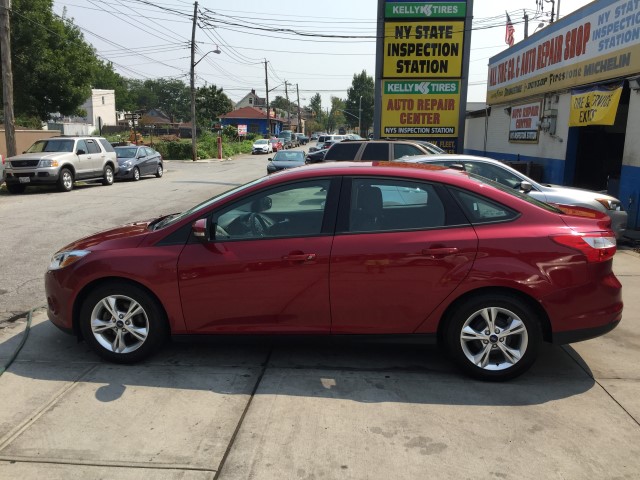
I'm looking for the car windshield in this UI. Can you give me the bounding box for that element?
[26,139,75,153]
[152,176,270,230]
[115,147,138,158]
[273,151,305,162]
[254,139,268,145]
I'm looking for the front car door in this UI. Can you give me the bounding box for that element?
[329,176,478,334]
[177,178,339,334]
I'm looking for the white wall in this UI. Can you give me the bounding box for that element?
[82,89,117,126]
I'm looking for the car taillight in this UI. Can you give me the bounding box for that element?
[551,232,616,262]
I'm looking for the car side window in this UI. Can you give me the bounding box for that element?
[393,144,423,159]
[213,180,331,240]
[325,143,361,161]
[360,143,389,161]
[76,140,88,154]
[98,138,115,152]
[464,162,523,189]
[449,188,518,224]
[348,178,446,233]
[145,148,156,156]
[86,139,100,154]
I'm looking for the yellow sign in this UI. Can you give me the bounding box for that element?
[569,83,622,127]
[381,80,459,137]
[383,21,464,78]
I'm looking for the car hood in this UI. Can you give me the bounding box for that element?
[536,184,619,208]
[270,160,306,168]
[59,221,152,252]
[8,152,70,162]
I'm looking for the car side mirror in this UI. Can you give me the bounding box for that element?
[192,218,208,242]
[76,149,86,155]
[268,157,273,161]
[520,181,533,193]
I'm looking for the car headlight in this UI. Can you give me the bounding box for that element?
[38,159,59,168]
[122,160,132,167]
[596,198,622,211]
[48,250,90,270]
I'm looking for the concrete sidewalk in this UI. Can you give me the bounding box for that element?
[1,251,639,479]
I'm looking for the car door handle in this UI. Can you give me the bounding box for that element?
[283,253,317,262]
[422,247,459,256]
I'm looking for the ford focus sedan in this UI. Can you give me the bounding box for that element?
[45,162,622,381]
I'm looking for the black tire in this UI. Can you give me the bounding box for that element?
[58,168,74,192]
[79,281,169,364]
[6,183,26,194]
[132,167,140,182]
[155,163,163,178]
[102,165,114,186]
[444,294,542,381]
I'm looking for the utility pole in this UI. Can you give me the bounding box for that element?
[189,1,198,161]
[358,95,362,137]
[0,0,16,158]
[265,59,270,136]
[285,81,291,129]
[523,10,529,38]
[296,83,301,133]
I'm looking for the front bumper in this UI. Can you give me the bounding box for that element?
[5,168,60,185]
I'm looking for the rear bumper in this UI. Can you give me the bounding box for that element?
[552,320,620,344]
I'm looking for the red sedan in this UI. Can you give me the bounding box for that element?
[45,162,622,380]
[269,138,284,152]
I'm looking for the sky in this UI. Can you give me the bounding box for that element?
[52,0,594,109]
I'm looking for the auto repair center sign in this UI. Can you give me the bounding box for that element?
[377,1,472,152]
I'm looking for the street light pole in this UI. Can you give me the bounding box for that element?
[190,2,198,161]
[358,96,362,137]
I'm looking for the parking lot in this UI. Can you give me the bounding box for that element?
[1,155,640,479]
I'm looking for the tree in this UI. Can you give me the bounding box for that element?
[327,97,345,133]
[271,95,292,113]
[345,70,375,135]
[195,84,233,128]
[6,1,99,121]
[308,93,322,119]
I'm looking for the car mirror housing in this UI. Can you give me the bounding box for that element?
[520,181,533,193]
[76,149,86,155]
[192,218,208,242]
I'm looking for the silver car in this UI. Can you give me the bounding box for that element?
[404,154,627,239]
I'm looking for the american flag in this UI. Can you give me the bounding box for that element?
[505,12,515,47]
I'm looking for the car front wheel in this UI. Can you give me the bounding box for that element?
[444,294,541,381]
[79,282,169,363]
[102,165,114,185]
[58,168,74,192]
[132,167,140,181]
[155,164,163,178]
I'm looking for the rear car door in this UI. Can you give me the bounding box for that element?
[329,176,478,334]
[84,139,103,174]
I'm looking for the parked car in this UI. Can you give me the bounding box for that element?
[0,154,4,183]
[252,139,273,155]
[322,139,441,162]
[403,154,628,239]
[280,130,298,147]
[269,138,284,152]
[267,150,306,174]
[45,161,621,381]
[278,137,293,150]
[114,146,163,181]
[305,148,329,163]
[4,136,118,193]
[296,133,309,145]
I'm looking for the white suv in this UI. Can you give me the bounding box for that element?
[4,136,118,193]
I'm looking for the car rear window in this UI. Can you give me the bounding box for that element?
[99,138,115,152]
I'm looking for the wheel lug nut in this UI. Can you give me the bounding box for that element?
[492,345,498,349]
[495,328,500,334]
[500,338,505,342]
[483,340,489,345]
[125,320,130,325]
[484,330,490,335]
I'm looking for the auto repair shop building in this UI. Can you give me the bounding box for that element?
[464,0,640,229]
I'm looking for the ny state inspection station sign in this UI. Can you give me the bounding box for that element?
[382,80,460,136]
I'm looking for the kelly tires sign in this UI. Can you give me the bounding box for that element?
[381,80,460,137]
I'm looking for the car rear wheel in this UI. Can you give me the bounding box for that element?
[80,282,169,363]
[155,164,163,178]
[6,183,26,194]
[132,167,140,181]
[58,168,74,192]
[102,165,114,185]
[444,294,541,381]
